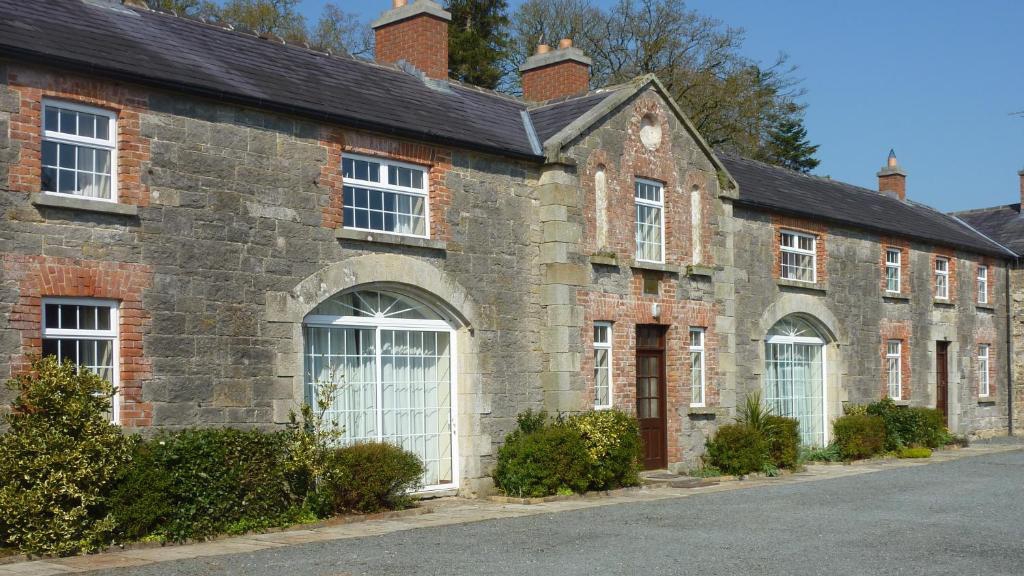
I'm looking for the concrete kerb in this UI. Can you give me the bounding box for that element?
[1,442,1021,576]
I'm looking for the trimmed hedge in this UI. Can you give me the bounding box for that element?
[832,414,886,460]
[494,415,590,497]
[566,410,642,491]
[319,442,424,513]
[704,424,768,476]
[866,398,949,450]
[764,415,801,469]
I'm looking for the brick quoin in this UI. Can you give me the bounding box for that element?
[771,215,828,283]
[522,60,589,102]
[374,14,449,80]
[879,319,912,401]
[879,237,911,295]
[3,254,154,427]
[6,65,151,206]
[323,130,454,241]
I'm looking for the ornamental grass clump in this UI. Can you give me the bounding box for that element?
[0,357,135,556]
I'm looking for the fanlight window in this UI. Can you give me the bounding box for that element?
[310,290,443,321]
[764,316,826,446]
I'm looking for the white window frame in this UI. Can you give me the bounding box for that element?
[634,178,665,264]
[978,344,990,398]
[935,257,949,300]
[41,99,118,203]
[779,230,817,283]
[977,265,988,304]
[342,153,430,239]
[593,321,613,410]
[885,248,901,293]
[689,327,706,407]
[886,340,902,399]
[41,297,120,423]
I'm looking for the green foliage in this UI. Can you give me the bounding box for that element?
[109,429,304,543]
[755,112,820,173]
[447,0,511,89]
[318,442,425,514]
[285,371,346,512]
[494,415,590,497]
[0,357,134,556]
[842,403,868,417]
[800,443,842,463]
[565,409,642,490]
[832,414,886,460]
[866,398,949,450]
[898,447,932,459]
[515,408,550,435]
[764,415,800,469]
[686,466,723,478]
[735,391,778,437]
[704,423,769,476]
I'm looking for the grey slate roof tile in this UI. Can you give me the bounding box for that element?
[528,91,620,143]
[721,154,1013,257]
[952,204,1024,256]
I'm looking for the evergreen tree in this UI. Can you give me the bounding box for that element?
[446,0,511,89]
[758,114,820,173]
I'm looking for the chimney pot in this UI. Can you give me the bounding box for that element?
[877,149,907,201]
[558,38,573,49]
[372,0,452,80]
[520,39,592,102]
[536,43,551,55]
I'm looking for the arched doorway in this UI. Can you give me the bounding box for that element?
[764,316,827,446]
[303,288,456,490]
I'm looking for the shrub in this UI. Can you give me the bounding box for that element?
[109,428,304,542]
[565,410,642,490]
[898,447,932,459]
[866,398,949,449]
[704,424,768,476]
[800,444,842,463]
[0,357,134,556]
[319,442,424,514]
[494,418,590,497]
[764,415,801,469]
[832,414,886,460]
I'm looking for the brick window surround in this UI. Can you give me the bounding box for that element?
[3,254,154,427]
[976,258,993,305]
[772,215,827,284]
[879,320,911,401]
[879,238,910,296]
[932,248,957,302]
[6,65,151,206]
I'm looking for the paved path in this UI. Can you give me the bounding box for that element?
[2,442,1022,576]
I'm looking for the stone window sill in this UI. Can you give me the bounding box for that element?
[335,228,446,251]
[978,398,996,406]
[882,292,910,301]
[31,193,139,216]
[892,399,911,407]
[687,406,728,418]
[933,300,955,308]
[687,264,715,278]
[590,253,619,266]
[975,303,996,312]
[629,260,681,274]
[777,278,826,293]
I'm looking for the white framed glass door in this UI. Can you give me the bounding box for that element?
[764,317,827,446]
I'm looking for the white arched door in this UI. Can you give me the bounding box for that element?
[764,316,827,446]
[304,289,456,490]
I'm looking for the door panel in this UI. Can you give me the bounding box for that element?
[636,326,667,470]
[936,342,949,425]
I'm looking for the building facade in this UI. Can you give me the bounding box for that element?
[0,0,1013,494]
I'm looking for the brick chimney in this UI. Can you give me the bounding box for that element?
[1018,168,1024,207]
[372,0,451,80]
[520,38,591,102]
[877,149,907,201]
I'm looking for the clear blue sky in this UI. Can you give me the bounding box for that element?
[299,0,1024,212]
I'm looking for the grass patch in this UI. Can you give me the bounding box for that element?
[897,447,932,459]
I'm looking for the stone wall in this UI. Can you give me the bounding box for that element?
[1010,266,1024,435]
[733,206,1010,438]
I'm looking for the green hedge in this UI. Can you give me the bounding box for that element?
[565,410,642,491]
[318,442,424,514]
[704,423,769,476]
[764,415,801,469]
[865,398,949,450]
[494,412,590,497]
[832,414,886,460]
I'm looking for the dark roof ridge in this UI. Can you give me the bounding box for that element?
[719,152,887,200]
[950,203,1023,216]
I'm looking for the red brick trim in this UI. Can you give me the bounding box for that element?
[879,237,910,295]
[3,254,154,427]
[521,60,589,102]
[6,65,151,206]
[771,215,828,284]
[374,14,449,81]
[932,247,957,303]
[879,320,911,401]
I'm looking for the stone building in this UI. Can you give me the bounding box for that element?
[0,0,1013,494]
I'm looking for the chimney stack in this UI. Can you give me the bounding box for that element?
[1018,168,1024,208]
[372,0,451,80]
[877,149,907,201]
[520,38,591,102]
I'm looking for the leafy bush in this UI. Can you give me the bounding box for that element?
[764,415,800,469]
[704,424,768,476]
[494,416,590,497]
[800,444,842,463]
[565,410,642,490]
[319,442,424,514]
[898,446,932,459]
[0,357,134,556]
[109,429,304,542]
[832,414,886,460]
[866,398,949,450]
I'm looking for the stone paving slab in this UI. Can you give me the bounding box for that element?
[0,441,1020,576]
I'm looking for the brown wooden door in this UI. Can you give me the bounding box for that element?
[936,341,949,425]
[636,326,667,469]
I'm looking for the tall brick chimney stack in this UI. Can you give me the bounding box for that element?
[877,149,907,201]
[520,38,591,102]
[372,0,451,80]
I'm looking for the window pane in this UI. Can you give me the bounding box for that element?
[61,304,78,330]
[96,306,111,331]
[79,113,95,138]
[59,108,77,135]
[44,107,58,131]
[44,304,60,329]
[59,144,75,168]
[95,115,109,140]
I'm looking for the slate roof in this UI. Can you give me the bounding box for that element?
[0,0,540,159]
[952,204,1024,257]
[721,154,1014,258]
[528,91,622,143]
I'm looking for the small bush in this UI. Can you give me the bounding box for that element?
[764,415,800,469]
[898,447,932,459]
[832,414,886,460]
[319,442,424,514]
[0,357,134,556]
[704,424,768,476]
[866,398,949,450]
[565,410,642,490]
[494,417,590,497]
[800,444,842,463]
[109,428,304,542]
